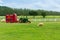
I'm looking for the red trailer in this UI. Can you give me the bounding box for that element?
[6,13,18,23]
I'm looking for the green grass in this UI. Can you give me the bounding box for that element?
[0,22,60,40]
[18,16,60,19]
[0,16,60,40]
[0,16,60,19]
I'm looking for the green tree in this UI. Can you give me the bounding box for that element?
[29,11,38,18]
[0,6,60,16]
[41,12,46,18]
[0,6,14,16]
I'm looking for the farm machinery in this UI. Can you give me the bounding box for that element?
[5,13,31,23]
[6,13,18,23]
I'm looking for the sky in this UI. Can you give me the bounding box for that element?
[0,0,60,12]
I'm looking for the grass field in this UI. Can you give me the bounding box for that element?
[18,16,60,19]
[0,16,60,40]
[0,22,60,40]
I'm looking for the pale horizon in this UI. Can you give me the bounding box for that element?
[0,0,60,12]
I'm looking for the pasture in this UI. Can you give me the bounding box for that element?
[0,16,60,40]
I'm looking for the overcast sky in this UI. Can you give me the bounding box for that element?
[0,0,60,11]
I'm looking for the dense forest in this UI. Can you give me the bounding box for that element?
[0,6,60,16]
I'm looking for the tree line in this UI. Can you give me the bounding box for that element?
[0,6,60,16]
